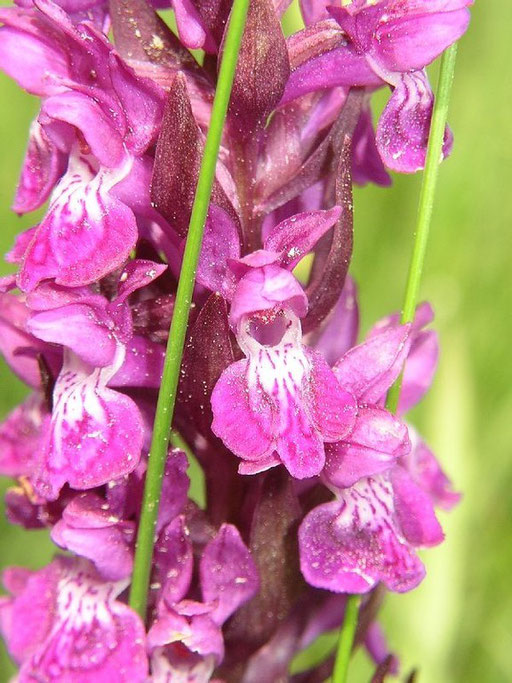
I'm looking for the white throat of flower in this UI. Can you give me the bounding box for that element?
[237,311,311,415]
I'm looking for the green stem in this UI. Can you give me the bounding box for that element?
[129,0,250,619]
[332,594,361,683]
[332,43,459,681]
[386,43,458,415]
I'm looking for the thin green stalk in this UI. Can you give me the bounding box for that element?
[333,44,459,681]
[129,0,250,618]
[332,594,361,683]
[386,43,458,414]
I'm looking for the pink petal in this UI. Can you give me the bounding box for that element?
[264,207,342,269]
[401,432,460,510]
[27,302,119,368]
[308,349,357,441]
[154,515,194,606]
[196,205,241,297]
[299,0,331,24]
[229,265,308,329]
[281,44,380,106]
[13,119,66,214]
[0,12,69,97]
[333,324,412,403]
[6,226,38,265]
[400,329,439,414]
[110,335,165,388]
[352,106,391,187]
[51,493,135,580]
[368,301,438,414]
[200,524,259,626]
[307,276,359,365]
[107,52,164,155]
[373,5,471,72]
[41,91,125,168]
[0,292,53,388]
[278,395,325,479]
[324,406,410,488]
[0,395,48,478]
[116,259,167,302]
[211,359,275,463]
[391,465,444,546]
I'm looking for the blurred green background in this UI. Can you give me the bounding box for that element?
[0,1,510,680]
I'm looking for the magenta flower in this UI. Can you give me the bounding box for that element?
[299,467,444,593]
[211,208,357,479]
[0,0,163,290]
[299,305,455,594]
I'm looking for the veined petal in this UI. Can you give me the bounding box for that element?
[0,557,148,681]
[278,393,325,479]
[226,332,321,477]
[308,350,357,442]
[13,119,66,215]
[18,155,137,291]
[299,476,425,594]
[213,314,354,479]
[376,70,453,174]
[35,350,144,499]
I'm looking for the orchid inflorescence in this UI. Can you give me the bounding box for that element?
[0,0,471,680]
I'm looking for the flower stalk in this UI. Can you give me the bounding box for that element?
[128,0,250,618]
[334,43,459,681]
[332,594,361,683]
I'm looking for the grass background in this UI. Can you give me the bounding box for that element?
[0,1,510,680]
